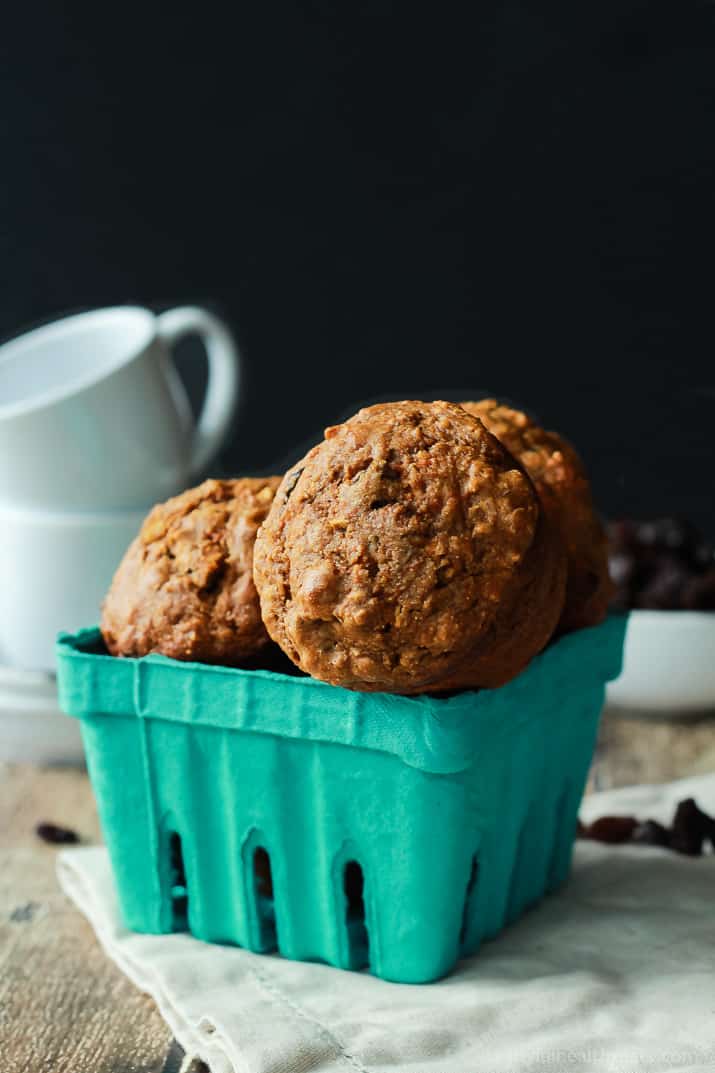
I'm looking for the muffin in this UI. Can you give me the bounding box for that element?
[102,477,281,665]
[461,399,611,632]
[253,400,567,693]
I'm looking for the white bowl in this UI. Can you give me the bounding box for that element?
[606,610,715,716]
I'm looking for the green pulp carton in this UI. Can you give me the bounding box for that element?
[56,615,626,984]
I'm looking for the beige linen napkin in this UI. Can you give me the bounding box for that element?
[58,773,715,1073]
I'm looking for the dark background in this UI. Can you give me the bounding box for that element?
[1,3,713,533]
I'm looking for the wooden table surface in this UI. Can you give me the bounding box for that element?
[2,709,714,1073]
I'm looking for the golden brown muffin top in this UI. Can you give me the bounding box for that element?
[101,477,281,665]
[461,399,612,631]
[253,400,564,693]
[460,400,584,494]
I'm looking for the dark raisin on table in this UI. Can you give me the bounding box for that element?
[669,798,713,857]
[35,822,80,845]
[582,815,638,843]
[580,797,715,855]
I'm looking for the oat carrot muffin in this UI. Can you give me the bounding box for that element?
[101,477,281,665]
[460,399,612,632]
[253,401,567,693]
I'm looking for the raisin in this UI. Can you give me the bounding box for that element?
[607,517,715,610]
[636,560,691,610]
[682,571,715,611]
[583,815,638,844]
[669,798,713,857]
[35,822,80,845]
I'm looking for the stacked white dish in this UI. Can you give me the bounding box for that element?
[0,662,80,765]
[0,305,240,763]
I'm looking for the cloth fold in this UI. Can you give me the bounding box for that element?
[58,773,715,1073]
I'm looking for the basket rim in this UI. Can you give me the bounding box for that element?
[55,617,627,775]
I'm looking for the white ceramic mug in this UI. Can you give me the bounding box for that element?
[0,305,241,510]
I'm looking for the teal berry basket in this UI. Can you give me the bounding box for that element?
[56,615,627,984]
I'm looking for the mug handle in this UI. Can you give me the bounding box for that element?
[156,306,241,478]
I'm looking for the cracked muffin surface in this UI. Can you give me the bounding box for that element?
[101,477,281,664]
[461,399,612,632]
[253,400,567,693]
